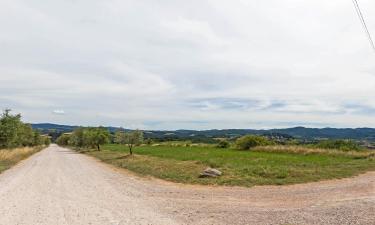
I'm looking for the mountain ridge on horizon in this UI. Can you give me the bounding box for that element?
[31,122,375,130]
[31,123,375,141]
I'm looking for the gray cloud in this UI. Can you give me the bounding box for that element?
[1,0,375,129]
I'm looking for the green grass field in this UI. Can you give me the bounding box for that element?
[85,144,375,187]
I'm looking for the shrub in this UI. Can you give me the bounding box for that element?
[217,140,230,148]
[145,138,152,145]
[315,139,362,151]
[0,109,45,149]
[236,135,272,150]
[56,134,71,146]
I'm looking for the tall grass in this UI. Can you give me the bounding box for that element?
[253,145,375,159]
[151,141,214,148]
[0,147,36,160]
[0,147,42,173]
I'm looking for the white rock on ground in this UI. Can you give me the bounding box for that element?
[199,167,222,178]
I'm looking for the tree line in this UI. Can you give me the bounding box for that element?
[0,109,50,149]
[56,127,143,155]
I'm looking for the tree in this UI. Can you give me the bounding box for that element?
[18,124,35,146]
[43,136,51,146]
[56,127,109,151]
[0,109,46,149]
[0,109,21,148]
[114,130,143,155]
[33,130,43,146]
[85,127,110,151]
[56,133,71,146]
[69,127,85,148]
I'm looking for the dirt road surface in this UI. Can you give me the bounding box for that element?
[0,145,374,225]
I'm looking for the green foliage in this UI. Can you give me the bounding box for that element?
[18,124,35,147]
[0,109,22,148]
[236,135,272,150]
[33,131,43,146]
[0,109,46,149]
[57,127,110,150]
[114,130,144,155]
[216,140,230,148]
[56,134,71,146]
[69,128,85,148]
[86,127,110,150]
[315,139,363,151]
[145,138,152,145]
[44,136,51,145]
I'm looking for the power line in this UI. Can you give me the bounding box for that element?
[352,0,375,51]
[351,0,375,52]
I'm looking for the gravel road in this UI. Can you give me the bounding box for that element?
[0,145,374,225]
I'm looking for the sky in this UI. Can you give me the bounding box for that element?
[1,0,375,130]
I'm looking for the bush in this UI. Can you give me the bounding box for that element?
[315,139,362,151]
[236,135,272,150]
[56,134,71,146]
[0,109,45,149]
[145,138,152,145]
[217,140,230,148]
[44,137,51,146]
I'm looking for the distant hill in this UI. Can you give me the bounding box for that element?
[32,123,79,133]
[32,123,375,141]
[32,123,125,133]
[31,123,123,141]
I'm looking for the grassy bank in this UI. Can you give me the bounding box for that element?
[84,144,375,187]
[0,147,43,173]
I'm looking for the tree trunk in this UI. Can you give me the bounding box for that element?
[129,145,133,155]
[97,144,100,151]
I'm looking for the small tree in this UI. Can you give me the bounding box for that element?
[56,133,71,146]
[115,130,143,155]
[70,127,85,148]
[43,136,51,146]
[18,124,35,146]
[0,109,23,148]
[33,130,43,146]
[86,127,110,151]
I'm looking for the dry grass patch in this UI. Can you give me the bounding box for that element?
[0,147,43,173]
[253,145,375,158]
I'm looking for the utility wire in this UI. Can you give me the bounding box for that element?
[351,0,375,52]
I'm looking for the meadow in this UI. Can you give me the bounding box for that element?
[86,143,375,187]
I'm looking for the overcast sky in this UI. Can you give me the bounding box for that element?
[1,0,375,130]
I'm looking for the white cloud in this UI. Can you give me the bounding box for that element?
[52,110,65,115]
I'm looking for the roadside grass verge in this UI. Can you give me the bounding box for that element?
[84,144,375,187]
[0,147,43,173]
